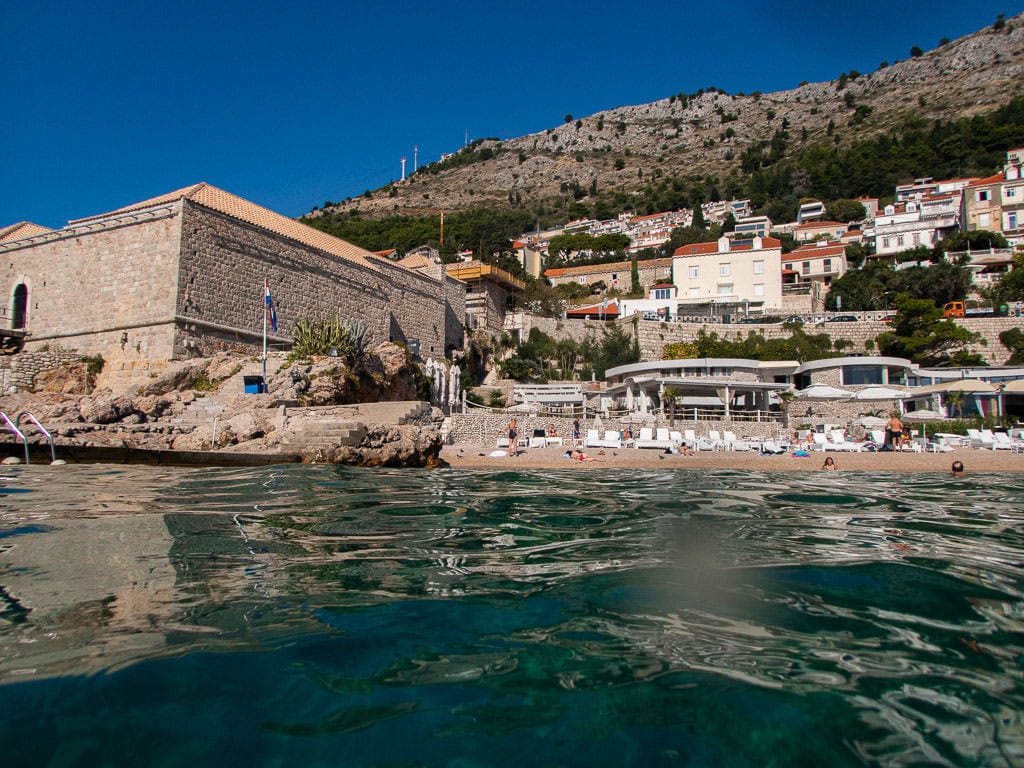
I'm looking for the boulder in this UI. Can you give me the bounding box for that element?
[79,395,139,424]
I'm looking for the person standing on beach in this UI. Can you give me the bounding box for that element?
[886,413,904,452]
[572,418,581,448]
[507,418,519,457]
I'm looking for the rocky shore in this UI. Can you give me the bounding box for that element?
[0,344,445,467]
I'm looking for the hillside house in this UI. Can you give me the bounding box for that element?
[961,149,1024,247]
[672,236,783,320]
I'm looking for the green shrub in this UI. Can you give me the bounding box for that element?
[290,316,370,362]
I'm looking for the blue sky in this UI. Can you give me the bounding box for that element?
[3,1,1021,229]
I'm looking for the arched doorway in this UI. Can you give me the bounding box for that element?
[12,284,27,329]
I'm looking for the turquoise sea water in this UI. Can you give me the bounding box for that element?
[0,464,1022,767]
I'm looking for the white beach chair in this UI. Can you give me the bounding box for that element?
[722,430,751,451]
[828,430,862,452]
[584,429,602,448]
[707,430,726,451]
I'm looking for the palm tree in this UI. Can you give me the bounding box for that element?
[946,391,965,419]
[663,386,681,426]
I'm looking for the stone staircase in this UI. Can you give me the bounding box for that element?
[169,395,228,427]
[280,421,368,453]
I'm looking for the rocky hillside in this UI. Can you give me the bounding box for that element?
[317,14,1024,219]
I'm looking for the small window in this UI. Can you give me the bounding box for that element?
[1008,211,1018,230]
[610,273,618,281]
[720,263,730,277]
[823,258,832,273]
[977,190,990,202]
[689,265,699,279]
[578,276,587,284]
[896,235,904,247]
[753,284,764,297]
[753,260,764,274]
[802,261,810,275]
[882,237,891,248]
[688,287,699,298]
[718,283,733,297]
[979,213,991,227]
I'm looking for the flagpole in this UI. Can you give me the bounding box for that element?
[262,280,268,392]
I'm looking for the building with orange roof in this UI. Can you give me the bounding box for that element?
[793,220,849,243]
[544,257,672,293]
[672,236,783,319]
[961,149,1024,247]
[0,183,465,363]
[871,192,961,257]
[782,243,848,311]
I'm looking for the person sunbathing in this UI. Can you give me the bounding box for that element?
[564,449,604,462]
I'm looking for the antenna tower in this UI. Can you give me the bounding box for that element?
[414,145,418,172]
[400,156,407,181]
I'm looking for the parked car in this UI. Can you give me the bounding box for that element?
[826,314,859,322]
[782,316,805,324]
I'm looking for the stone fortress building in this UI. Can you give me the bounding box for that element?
[0,183,466,366]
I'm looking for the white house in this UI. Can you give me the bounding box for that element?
[672,236,783,318]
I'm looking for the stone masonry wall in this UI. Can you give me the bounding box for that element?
[442,274,467,355]
[447,412,790,446]
[0,349,86,394]
[529,314,1022,365]
[374,260,449,359]
[177,203,391,357]
[0,207,183,361]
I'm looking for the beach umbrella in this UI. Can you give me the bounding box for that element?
[795,384,852,400]
[942,379,997,394]
[902,409,943,421]
[853,386,908,400]
[855,416,887,428]
[449,364,460,407]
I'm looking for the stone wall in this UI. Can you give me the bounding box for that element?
[0,206,184,361]
[442,275,467,355]
[374,259,447,359]
[0,349,85,393]
[177,203,390,357]
[447,411,790,446]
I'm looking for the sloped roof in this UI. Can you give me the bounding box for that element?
[673,237,781,258]
[0,221,53,243]
[967,173,1005,187]
[794,220,846,231]
[783,244,846,262]
[70,183,378,271]
[545,257,671,278]
[397,253,436,270]
[566,300,619,318]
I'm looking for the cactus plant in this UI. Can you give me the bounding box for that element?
[290,315,371,362]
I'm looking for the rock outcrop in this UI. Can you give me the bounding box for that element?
[0,344,442,467]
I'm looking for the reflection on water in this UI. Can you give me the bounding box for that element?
[1,464,1022,766]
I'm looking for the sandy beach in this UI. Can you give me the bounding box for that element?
[440,442,1024,472]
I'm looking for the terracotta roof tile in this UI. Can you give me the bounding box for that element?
[70,183,379,272]
[968,173,1005,187]
[0,221,53,243]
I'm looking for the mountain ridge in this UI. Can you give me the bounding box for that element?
[314,14,1024,222]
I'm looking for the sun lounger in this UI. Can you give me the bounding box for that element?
[635,427,673,449]
[529,429,547,449]
[722,430,751,451]
[707,430,726,451]
[586,429,622,449]
[828,430,863,452]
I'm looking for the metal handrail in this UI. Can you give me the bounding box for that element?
[16,411,56,464]
[0,411,30,464]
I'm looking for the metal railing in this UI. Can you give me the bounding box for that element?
[0,411,57,464]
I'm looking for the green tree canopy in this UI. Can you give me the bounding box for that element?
[875,296,984,365]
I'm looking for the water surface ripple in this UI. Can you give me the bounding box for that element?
[0,464,1021,767]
